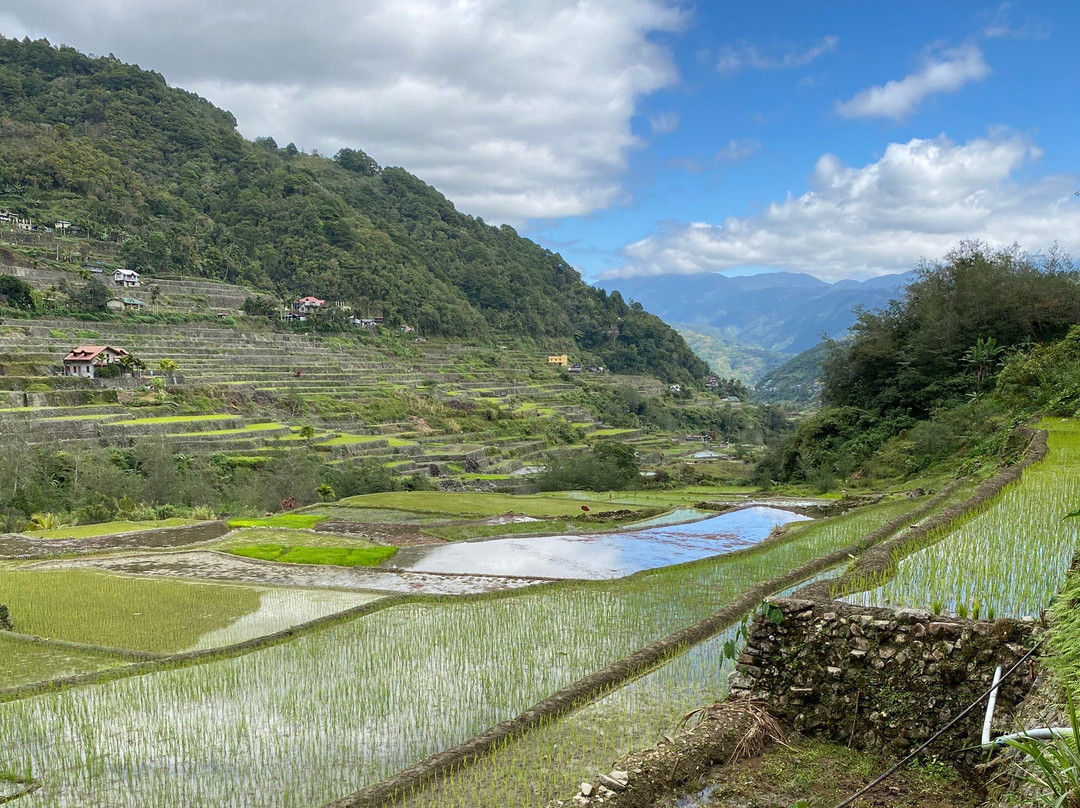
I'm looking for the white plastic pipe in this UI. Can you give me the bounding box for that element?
[985,728,1077,749]
[982,666,1002,746]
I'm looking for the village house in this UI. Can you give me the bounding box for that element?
[0,210,33,231]
[290,296,326,321]
[547,354,569,367]
[62,345,128,378]
[567,363,583,373]
[113,269,140,287]
[54,220,73,232]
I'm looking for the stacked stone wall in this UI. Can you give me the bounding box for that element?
[729,597,1037,757]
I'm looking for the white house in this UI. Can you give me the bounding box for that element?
[113,269,140,287]
[291,296,326,320]
[63,345,128,378]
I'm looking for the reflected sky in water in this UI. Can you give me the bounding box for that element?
[396,506,811,579]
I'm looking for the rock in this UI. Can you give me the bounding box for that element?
[573,796,590,806]
[598,771,628,791]
[580,782,593,797]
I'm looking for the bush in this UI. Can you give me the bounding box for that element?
[537,442,640,492]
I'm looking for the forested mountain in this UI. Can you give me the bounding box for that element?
[0,36,708,385]
[756,244,1080,486]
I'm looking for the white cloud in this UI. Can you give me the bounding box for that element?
[716,35,838,75]
[714,138,761,163]
[836,43,990,120]
[648,112,680,135]
[982,3,1051,39]
[2,0,685,224]
[604,132,1080,282]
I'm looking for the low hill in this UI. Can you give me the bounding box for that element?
[0,36,707,386]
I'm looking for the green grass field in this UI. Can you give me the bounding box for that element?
[27,518,201,539]
[227,514,325,530]
[334,491,650,517]
[0,569,262,654]
[227,544,397,567]
[0,635,125,689]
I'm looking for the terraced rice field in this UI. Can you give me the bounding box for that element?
[847,420,1080,618]
[0,496,927,807]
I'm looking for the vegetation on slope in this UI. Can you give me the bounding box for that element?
[0,35,706,385]
[756,244,1080,487]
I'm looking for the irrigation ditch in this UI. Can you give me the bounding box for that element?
[331,427,1049,808]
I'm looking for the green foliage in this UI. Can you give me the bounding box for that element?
[822,243,1080,418]
[226,514,324,529]
[1004,695,1080,807]
[537,441,641,492]
[0,274,35,309]
[0,36,705,385]
[227,543,397,567]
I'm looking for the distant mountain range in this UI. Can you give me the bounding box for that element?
[599,270,915,384]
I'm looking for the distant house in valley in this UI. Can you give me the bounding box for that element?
[669,384,682,393]
[120,297,145,311]
[63,345,128,378]
[399,324,416,333]
[567,363,582,373]
[0,210,33,231]
[586,366,604,374]
[547,354,569,367]
[54,220,73,232]
[291,296,326,320]
[113,269,140,287]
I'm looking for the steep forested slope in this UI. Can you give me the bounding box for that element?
[0,36,708,384]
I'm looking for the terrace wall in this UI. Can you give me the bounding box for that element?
[728,597,1037,757]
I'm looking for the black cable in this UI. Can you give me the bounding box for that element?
[830,638,1043,808]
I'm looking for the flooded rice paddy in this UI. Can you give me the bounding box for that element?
[395,506,810,579]
[0,498,926,808]
[34,551,558,595]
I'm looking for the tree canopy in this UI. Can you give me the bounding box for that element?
[0,36,708,385]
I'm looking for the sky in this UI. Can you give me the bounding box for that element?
[1,1,1077,283]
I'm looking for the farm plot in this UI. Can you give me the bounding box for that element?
[846,420,1080,618]
[0,496,927,808]
[0,636,126,690]
[401,567,848,808]
[0,569,261,654]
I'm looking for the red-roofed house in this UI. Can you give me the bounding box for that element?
[291,296,326,321]
[63,345,128,378]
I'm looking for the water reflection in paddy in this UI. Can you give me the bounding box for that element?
[395,506,812,579]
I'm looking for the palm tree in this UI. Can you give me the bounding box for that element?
[963,336,1005,387]
[117,353,146,378]
[157,358,179,375]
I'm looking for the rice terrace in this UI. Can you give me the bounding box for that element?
[3,15,1080,808]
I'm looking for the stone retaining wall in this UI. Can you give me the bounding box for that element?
[729,597,1037,757]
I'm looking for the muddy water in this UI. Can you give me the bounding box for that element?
[0,521,231,560]
[185,589,384,651]
[34,551,558,595]
[394,506,812,579]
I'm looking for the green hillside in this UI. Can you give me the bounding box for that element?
[0,36,707,386]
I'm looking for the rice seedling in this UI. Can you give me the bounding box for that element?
[26,518,200,540]
[226,544,397,567]
[847,420,1080,618]
[0,569,262,653]
[0,636,125,689]
[0,496,924,807]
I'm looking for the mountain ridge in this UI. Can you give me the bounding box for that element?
[0,36,708,386]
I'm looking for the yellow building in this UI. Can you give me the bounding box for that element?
[547,354,569,366]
